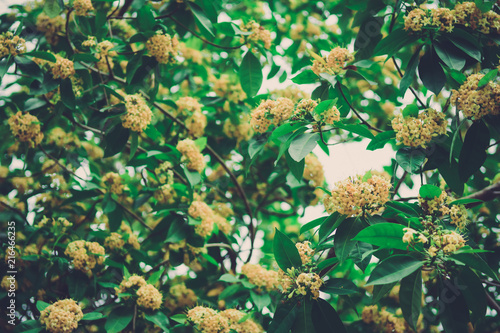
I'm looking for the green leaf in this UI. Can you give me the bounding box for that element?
[321,278,358,295]
[311,82,330,101]
[317,257,339,271]
[300,216,328,234]
[459,120,489,182]
[170,314,187,324]
[182,165,201,186]
[450,252,498,280]
[314,99,338,116]
[396,147,426,174]
[418,46,446,95]
[23,51,56,62]
[144,311,170,332]
[36,300,50,312]
[165,218,187,243]
[400,46,422,95]
[334,217,364,263]
[371,282,398,303]
[447,32,481,62]
[366,255,424,286]
[288,132,320,162]
[273,228,303,271]
[129,131,139,161]
[43,0,61,18]
[105,307,133,333]
[366,130,396,151]
[353,223,408,251]
[374,28,415,58]
[311,298,347,333]
[73,53,99,62]
[477,69,498,88]
[318,212,345,244]
[60,78,76,110]
[286,152,305,182]
[67,272,88,300]
[147,266,165,285]
[15,320,43,333]
[250,291,271,311]
[292,298,315,333]
[268,301,299,333]
[219,273,239,283]
[188,2,215,38]
[419,184,442,200]
[292,69,318,84]
[402,104,419,118]
[449,198,483,206]
[103,124,130,158]
[400,270,422,331]
[239,51,263,98]
[82,312,104,321]
[458,267,487,324]
[137,6,156,31]
[433,40,466,71]
[336,123,375,139]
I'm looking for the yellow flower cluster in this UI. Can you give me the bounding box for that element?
[451,73,500,120]
[210,74,247,103]
[51,55,75,79]
[187,306,263,333]
[214,214,232,235]
[404,2,500,34]
[81,36,97,47]
[111,20,137,40]
[8,111,44,147]
[402,227,428,244]
[293,98,317,120]
[146,31,179,64]
[303,153,325,188]
[428,230,465,257]
[188,200,215,238]
[250,98,294,133]
[121,93,153,132]
[11,176,33,194]
[0,32,26,58]
[104,232,125,251]
[314,105,341,125]
[95,40,117,72]
[296,241,314,265]
[102,172,124,195]
[311,46,354,76]
[240,21,272,49]
[115,275,163,310]
[164,283,197,311]
[155,182,176,204]
[1,275,17,291]
[36,13,65,45]
[82,141,104,159]
[120,222,141,249]
[391,108,447,148]
[271,86,310,103]
[179,43,203,64]
[64,240,105,277]
[46,127,81,148]
[175,97,207,138]
[38,216,72,229]
[73,0,94,16]
[241,263,279,291]
[441,204,469,230]
[177,139,206,173]
[295,272,323,299]
[361,305,407,333]
[39,299,83,333]
[323,174,391,216]
[418,190,469,229]
[223,114,254,144]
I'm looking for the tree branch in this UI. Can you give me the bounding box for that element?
[463,182,500,208]
[337,83,382,133]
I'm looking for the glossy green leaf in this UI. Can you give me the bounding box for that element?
[105,307,133,333]
[353,223,408,251]
[334,217,364,263]
[268,301,299,333]
[366,255,423,286]
[82,312,104,321]
[292,298,315,333]
[60,78,76,110]
[458,267,487,324]
[188,2,215,38]
[144,311,170,332]
[433,40,466,71]
[419,184,442,200]
[239,51,263,98]
[449,198,483,206]
[137,6,156,31]
[418,46,446,95]
[371,282,398,303]
[366,130,396,151]
[478,69,498,88]
[311,298,347,333]
[336,123,375,139]
[451,252,498,280]
[292,69,318,84]
[300,216,328,234]
[43,0,61,17]
[250,291,271,311]
[396,147,426,174]
[273,228,303,271]
[321,278,358,295]
[103,124,130,158]
[400,45,422,95]
[288,132,320,162]
[459,120,489,182]
[36,300,50,312]
[23,51,56,62]
[400,270,422,331]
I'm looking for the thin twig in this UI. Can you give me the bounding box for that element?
[392,170,408,199]
[337,83,382,133]
[485,291,500,314]
[391,56,427,108]
[113,198,153,231]
[39,146,88,181]
[0,201,28,223]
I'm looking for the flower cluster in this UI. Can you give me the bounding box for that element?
[121,93,153,132]
[146,31,179,64]
[64,240,105,277]
[164,283,197,311]
[240,21,272,49]
[295,272,323,299]
[39,299,83,333]
[311,46,354,76]
[210,74,247,103]
[419,190,469,229]
[361,305,408,333]
[293,98,317,120]
[241,263,279,291]
[51,55,76,79]
[188,200,215,238]
[175,97,207,138]
[296,241,314,265]
[73,0,94,16]
[116,275,163,310]
[404,2,500,34]
[391,108,447,148]
[102,172,124,195]
[46,127,81,149]
[38,216,72,229]
[187,306,264,333]
[36,13,65,45]
[323,173,391,216]
[314,105,341,125]
[104,232,125,251]
[120,222,141,249]
[450,73,500,120]
[177,139,206,173]
[223,114,254,144]
[179,43,203,64]
[0,32,26,58]
[303,153,325,188]
[250,98,294,133]
[8,111,44,147]
[154,166,176,204]
[95,40,117,72]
